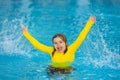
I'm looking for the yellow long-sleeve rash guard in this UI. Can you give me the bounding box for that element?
[23,19,95,68]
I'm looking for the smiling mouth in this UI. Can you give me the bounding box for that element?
[57,47,62,51]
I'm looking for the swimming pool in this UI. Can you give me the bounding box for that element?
[0,0,120,80]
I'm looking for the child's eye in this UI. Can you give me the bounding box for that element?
[54,42,57,44]
[59,41,63,43]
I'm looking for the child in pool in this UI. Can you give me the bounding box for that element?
[20,16,96,75]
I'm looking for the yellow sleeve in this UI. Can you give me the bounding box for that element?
[23,31,53,54]
[69,19,95,52]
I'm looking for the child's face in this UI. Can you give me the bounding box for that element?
[53,37,66,53]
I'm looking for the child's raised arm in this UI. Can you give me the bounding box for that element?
[20,23,53,55]
[69,16,96,52]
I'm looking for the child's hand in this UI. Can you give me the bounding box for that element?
[90,16,96,22]
[20,23,28,32]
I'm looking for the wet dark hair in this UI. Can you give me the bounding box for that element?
[52,33,68,56]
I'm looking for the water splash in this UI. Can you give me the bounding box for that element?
[0,18,32,56]
[76,15,120,69]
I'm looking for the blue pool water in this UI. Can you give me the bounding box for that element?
[0,0,120,80]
